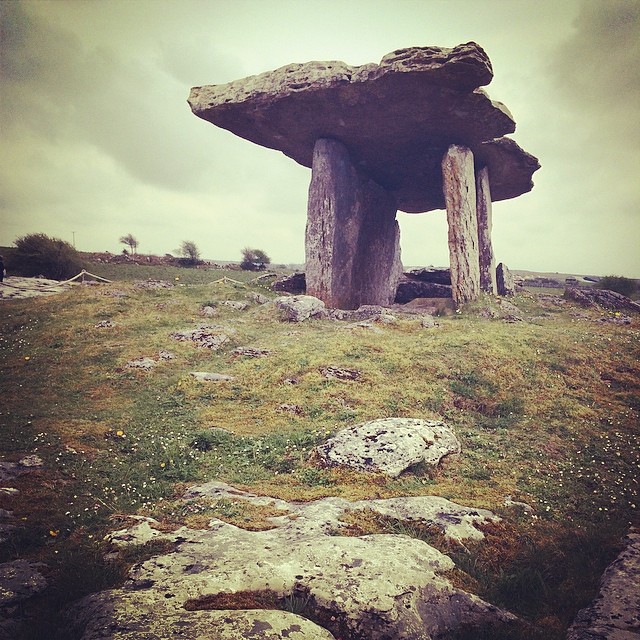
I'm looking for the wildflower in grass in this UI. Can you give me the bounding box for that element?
[24,356,31,361]
[49,530,59,537]
[116,430,125,437]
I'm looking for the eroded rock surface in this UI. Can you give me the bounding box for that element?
[274,295,326,321]
[67,482,513,640]
[316,418,461,477]
[189,43,539,213]
[564,287,640,313]
[567,530,640,639]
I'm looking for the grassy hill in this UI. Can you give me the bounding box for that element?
[0,262,638,638]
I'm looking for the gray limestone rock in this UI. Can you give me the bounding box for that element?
[189,372,234,382]
[274,295,326,322]
[567,530,640,639]
[66,481,514,640]
[0,559,48,608]
[272,272,306,295]
[442,145,481,305]
[564,287,640,313]
[316,418,461,478]
[170,325,235,349]
[189,43,539,214]
[496,262,516,296]
[395,279,452,303]
[305,138,402,309]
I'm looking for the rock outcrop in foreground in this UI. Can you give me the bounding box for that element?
[67,482,516,640]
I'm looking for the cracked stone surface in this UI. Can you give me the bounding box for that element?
[67,482,513,640]
[189,42,539,213]
[316,418,461,478]
[567,530,640,639]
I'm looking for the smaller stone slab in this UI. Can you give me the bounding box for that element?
[189,372,234,382]
[274,295,325,322]
[567,530,640,639]
[316,418,460,477]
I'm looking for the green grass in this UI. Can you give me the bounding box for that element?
[0,262,638,639]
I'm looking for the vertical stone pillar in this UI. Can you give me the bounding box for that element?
[475,165,497,294]
[306,138,401,309]
[441,144,481,305]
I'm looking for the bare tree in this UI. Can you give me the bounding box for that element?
[119,233,139,255]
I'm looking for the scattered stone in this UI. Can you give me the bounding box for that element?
[158,350,176,361]
[125,357,157,370]
[0,276,72,301]
[598,314,632,325]
[320,367,361,381]
[395,278,453,303]
[170,326,235,349]
[0,559,48,638]
[340,321,384,334]
[247,292,271,305]
[420,315,438,328]
[496,262,516,296]
[0,457,43,483]
[19,455,43,469]
[316,418,460,478]
[0,488,18,496]
[278,404,304,415]
[567,529,640,640]
[564,287,640,313]
[233,347,272,358]
[404,267,451,285]
[189,372,234,382]
[272,273,306,295]
[283,378,299,386]
[133,279,174,289]
[94,320,116,328]
[222,300,249,311]
[503,496,534,514]
[200,305,217,317]
[67,481,514,640]
[274,295,326,322]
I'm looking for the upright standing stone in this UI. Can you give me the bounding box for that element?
[442,145,481,305]
[476,166,497,294]
[306,138,402,309]
[496,262,516,296]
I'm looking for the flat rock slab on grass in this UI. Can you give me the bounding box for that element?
[274,295,325,322]
[67,482,511,640]
[0,276,71,301]
[189,372,234,382]
[316,418,461,477]
[567,530,640,640]
[170,326,235,349]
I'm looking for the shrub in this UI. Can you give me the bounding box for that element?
[7,233,85,280]
[596,275,637,298]
[240,247,271,271]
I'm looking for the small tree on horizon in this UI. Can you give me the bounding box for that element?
[177,240,201,266]
[240,247,271,271]
[119,234,139,255]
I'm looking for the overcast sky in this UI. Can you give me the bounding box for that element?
[1,0,639,276]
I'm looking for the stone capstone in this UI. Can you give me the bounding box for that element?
[316,418,461,478]
[189,43,539,214]
[66,481,515,640]
[567,530,640,639]
[395,278,452,303]
[272,272,307,295]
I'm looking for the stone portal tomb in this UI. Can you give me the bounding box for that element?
[189,42,539,308]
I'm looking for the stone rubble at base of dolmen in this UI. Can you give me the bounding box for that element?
[65,481,517,640]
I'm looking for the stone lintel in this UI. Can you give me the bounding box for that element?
[305,138,402,310]
[476,165,497,294]
[442,145,481,305]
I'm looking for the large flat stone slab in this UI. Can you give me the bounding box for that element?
[189,43,539,213]
[67,482,514,640]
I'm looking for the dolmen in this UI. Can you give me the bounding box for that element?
[189,43,539,309]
